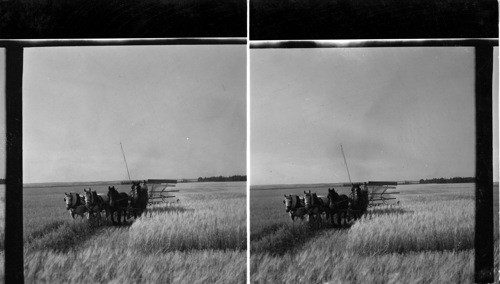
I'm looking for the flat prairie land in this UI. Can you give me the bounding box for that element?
[250,183,499,283]
[19,181,246,283]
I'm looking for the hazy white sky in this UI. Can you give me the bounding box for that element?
[251,47,499,185]
[0,46,498,183]
[22,45,246,183]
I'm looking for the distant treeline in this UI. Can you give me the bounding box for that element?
[419,177,475,184]
[198,175,246,182]
[120,180,146,185]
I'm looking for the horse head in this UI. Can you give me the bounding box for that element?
[64,192,74,210]
[83,188,93,206]
[327,188,339,209]
[91,190,100,204]
[303,190,313,210]
[283,194,295,212]
[108,186,117,207]
[312,193,322,207]
[284,194,307,221]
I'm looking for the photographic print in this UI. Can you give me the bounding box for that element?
[250,46,499,283]
[21,44,246,282]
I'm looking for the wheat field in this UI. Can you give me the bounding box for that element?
[250,183,498,283]
[0,182,498,282]
[20,181,246,283]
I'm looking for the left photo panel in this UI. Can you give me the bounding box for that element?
[19,44,246,282]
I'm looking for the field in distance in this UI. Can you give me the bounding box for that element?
[19,181,246,283]
[250,183,499,283]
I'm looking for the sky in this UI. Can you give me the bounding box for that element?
[251,47,499,185]
[22,45,246,183]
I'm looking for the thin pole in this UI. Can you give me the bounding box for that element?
[120,142,132,182]
[340,144,352,185]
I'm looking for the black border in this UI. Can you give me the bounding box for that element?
[0,0,247,39]
[5,44,23,284]
[249,0,498,40]
[475,45,495,282]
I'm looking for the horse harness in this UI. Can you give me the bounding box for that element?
[85,191,104,214]
[66,192,84,209]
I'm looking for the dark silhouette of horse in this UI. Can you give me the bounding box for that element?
[128,182,149,218]
[327,188,350,227]
[349,185,369,218]
[107,186,130,225]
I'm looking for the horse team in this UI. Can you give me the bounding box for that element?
[283,186,369,228]
[64,183,149,226]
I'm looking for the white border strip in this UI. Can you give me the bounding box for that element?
[246,0,251,282]
[0,38,247,47]
[250,38,498,48]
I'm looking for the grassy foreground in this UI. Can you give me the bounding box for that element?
[21,182,246,283]
[250,183,498,283]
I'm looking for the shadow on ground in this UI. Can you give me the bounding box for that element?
[25,220,102,253]
[97,205,194,226]
[24,205,194,252]
[251,206,413,256]
[251,216,355,256]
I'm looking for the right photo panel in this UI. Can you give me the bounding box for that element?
[250,46,498,283]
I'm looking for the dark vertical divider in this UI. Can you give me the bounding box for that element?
[474,45,494,283]
[5,45,24,283]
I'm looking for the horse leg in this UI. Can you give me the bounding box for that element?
[96,211,101,226]
[115,210,119,225]
[104,205,110,220]
[110,209,116,225]
[119,210,124,225]
[311,214,316,229]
